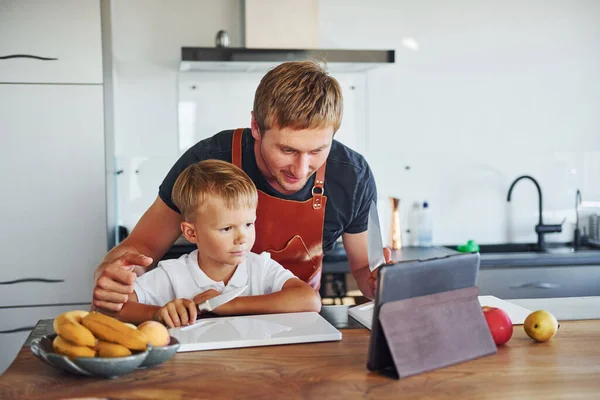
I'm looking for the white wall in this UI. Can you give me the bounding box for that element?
[111,0,242,229]
[320,0,600,246]
[112,0,600,247]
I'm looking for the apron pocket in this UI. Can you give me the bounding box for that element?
[265,235,320,286]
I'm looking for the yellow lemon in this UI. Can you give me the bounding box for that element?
[524,310,559,342]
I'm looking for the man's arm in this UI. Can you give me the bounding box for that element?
[342,231,375,300]
[343,232,394,300]
[201,278,322,316]
[93,196,183,312]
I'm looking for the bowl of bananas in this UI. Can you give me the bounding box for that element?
[30,311,177,378]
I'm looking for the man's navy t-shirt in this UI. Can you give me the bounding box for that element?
[159,129,377,254]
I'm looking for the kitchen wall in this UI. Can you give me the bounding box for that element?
[111,0,242,229]
[319,0,600,246]
[112,0,600,247]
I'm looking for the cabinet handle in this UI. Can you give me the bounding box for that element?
[0,278,64,285]
[0,54,58,61]
[509,282,560,289]
[0,326,35,334]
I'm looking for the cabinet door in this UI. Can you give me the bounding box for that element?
[0,0,102,83]
[0,305,83,374]
[0,84,107,306]
[477,265,600,299]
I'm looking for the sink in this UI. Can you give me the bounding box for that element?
[444,242,600,254]
[477,243,539,253]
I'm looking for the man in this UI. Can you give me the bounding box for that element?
[93,60,391,312]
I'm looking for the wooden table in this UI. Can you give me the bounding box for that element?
[1,318,599,399]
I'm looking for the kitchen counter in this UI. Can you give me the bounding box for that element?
[166,243,600,274]
[476,247,600,267]
[509,296,600,320]
[323,245,459,273]
[1,305,599,399]
[323,245,600,273]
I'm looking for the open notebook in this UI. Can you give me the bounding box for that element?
[349,296,533,330]
[169,311,342,352]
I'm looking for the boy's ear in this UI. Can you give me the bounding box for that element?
[180,221,197,243]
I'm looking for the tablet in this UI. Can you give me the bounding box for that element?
[169,312,342,352]
[366,252,481,373]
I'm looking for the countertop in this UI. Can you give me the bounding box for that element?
[509,296,600,320]
[15,296,600,348]
[323,245,459,273]
[19,306,366,348]
[1,305,599,399]
[323,244,600,273]
[165,242,600,274]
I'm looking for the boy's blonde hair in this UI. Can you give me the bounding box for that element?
[172,160,258,221]
[253,60,343,134]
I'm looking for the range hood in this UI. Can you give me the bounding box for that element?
[180,1,394,73]
[180,47,395,73]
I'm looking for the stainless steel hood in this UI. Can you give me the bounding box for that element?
[180,47,395,73]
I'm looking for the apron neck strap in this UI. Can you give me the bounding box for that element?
[312,163,326,210]
[232,128,244,168]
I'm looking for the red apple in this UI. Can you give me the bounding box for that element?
[482,306,513,346]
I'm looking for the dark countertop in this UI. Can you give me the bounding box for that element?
[477,247,600,267]
[322,243,600,273]
[165,242,600,274]
[323,245,458,273]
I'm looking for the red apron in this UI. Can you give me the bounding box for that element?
[232,128,326,290]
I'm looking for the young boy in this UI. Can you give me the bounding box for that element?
[119,160,321,328]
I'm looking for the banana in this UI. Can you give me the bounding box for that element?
[53,310,97,347]
[81,312,149,351]
[95,340,133,358]
[53,335,96,359]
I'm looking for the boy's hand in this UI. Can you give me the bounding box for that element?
[154,298,197,328]
[193,289,222,312]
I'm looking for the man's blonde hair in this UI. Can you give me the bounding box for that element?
[172,160,258,221]
[253,60,343,134]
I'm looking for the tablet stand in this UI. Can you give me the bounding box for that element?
[378,286,497,379]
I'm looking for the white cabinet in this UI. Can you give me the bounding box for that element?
[0,0,110,376]
[0,0,103,83]
[0,84,107,306]
[477,265,600,299]
[0,305,82,374]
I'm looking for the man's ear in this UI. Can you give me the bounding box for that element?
[180,221,198,243]
[250,112,261,141]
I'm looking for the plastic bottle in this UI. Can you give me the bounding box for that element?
[417,201,433,247]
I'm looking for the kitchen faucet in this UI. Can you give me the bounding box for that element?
[506,175,563,252]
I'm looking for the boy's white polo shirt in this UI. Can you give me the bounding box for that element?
[134,250,296,307]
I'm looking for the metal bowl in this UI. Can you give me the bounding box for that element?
[138,336,180,368]
[30,333,151,379]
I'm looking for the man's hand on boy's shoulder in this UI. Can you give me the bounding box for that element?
[93,252,153,312]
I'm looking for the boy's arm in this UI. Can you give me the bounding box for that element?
[209,278,321,316]
[112,291,162,325]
